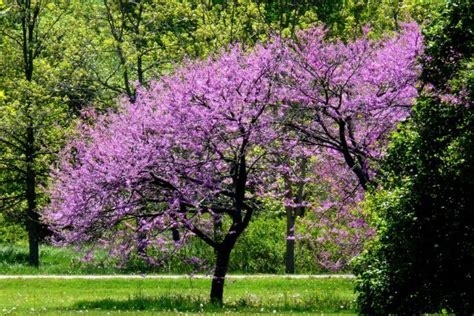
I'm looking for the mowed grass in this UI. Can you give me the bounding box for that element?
[0,277,356,314]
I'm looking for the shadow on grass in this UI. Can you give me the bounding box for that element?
[71,292,355,314]
[73,294,206,312]
[0,246,30,264]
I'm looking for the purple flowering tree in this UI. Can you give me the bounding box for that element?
[45,45,284,304]
[44,23,423,302]
[276,23,423,270]
[281,23,423,190]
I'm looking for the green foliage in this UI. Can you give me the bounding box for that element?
[0,214,27,244]
[230,216,285,273]
[355,97,474,314]
[422,0,474,88]
[354,2,474,313]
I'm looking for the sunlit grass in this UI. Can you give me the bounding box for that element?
[0,277,356,314]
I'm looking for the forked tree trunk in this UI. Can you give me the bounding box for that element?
[210,245,232,304]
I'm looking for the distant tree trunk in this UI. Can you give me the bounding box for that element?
[210,244,233,304]
[25,124,39,267]
[136,219,147,257]
[19,0,41,267]
[284,157,307,274]
[284,174,296,274]
[285,203,296,274]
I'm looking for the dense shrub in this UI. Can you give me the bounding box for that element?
[229,216,286,273]
[354,1,473,313]
[354,2,473,310]
[354,97,474,314]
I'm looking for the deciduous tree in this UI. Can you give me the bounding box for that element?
[276,22,423,270]
[45,44,284,304]
[0,0,86,266]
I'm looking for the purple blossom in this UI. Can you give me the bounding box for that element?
[44,23,423,285]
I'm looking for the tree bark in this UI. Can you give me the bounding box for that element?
[338,121,370,190]
[27,205,39,267]
[26,125,39,267]
[285,205,295,274]
[284,157,307,274]
[284,175,295,274]
[210,246,232,305]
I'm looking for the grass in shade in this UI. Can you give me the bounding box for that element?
[0,243,336,275]
[0,277,356,314]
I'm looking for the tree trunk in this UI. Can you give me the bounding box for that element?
[284,175,295,274]
[285,205,295,274]
[284,157,307,274]
[27,206,39,267]
[26,125,39,267]
[210,246,232,305]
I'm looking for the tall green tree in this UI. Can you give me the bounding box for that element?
[0,0,95,265]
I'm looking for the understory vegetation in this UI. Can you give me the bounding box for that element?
[0,216,338,275]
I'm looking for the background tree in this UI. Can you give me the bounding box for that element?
[354,0,473,313]
[86,0,198,103]
[0,0,95,266]
[258,0,440,274]
[274,23,422,270]
[280,23,422,190]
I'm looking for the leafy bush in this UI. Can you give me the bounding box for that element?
[354,1,474,313]
[229,216,286,273]
[0,214,27,244]
[355,98,474,314]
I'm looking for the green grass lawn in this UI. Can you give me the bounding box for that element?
[0,277,356,315]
